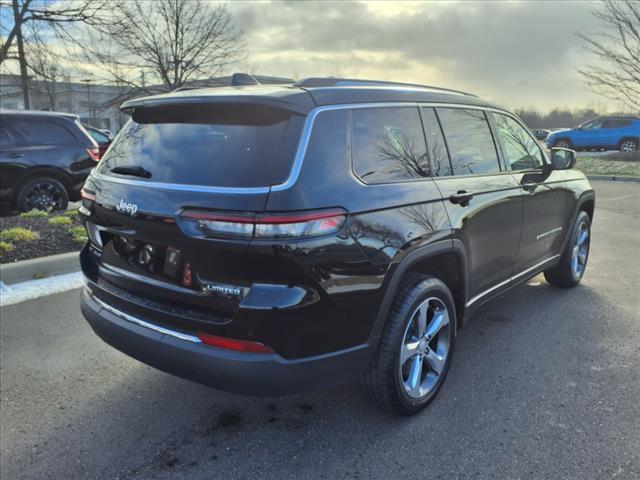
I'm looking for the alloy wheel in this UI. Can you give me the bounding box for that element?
[620,140,637,152]
[572,219,590,278]
[24,181,64,211]
[399,297,452,399]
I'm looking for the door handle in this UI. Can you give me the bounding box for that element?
[449,190,474,207]
[8,152,24,158]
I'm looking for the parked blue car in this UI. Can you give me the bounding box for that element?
[546,116,640,152]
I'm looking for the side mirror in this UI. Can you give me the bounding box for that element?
[550,147,576,170]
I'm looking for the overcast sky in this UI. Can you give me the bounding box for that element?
[227,1,624,112]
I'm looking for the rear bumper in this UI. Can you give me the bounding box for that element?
[80,287,374,396]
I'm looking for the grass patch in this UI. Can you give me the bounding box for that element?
[48,216,73,226]
[63,209,79,217]
[20,209,49,218]
[68,226,88,244]
[0,240,14,252]
[603,151,640,162]
[575,156,640,177]
[0,227,40,242]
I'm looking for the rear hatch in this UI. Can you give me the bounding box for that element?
[82,99,308,328]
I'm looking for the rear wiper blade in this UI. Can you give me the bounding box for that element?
[110,165,152,178]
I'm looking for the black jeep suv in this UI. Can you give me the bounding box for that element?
[79,77,595,415]
[1,110,100,213]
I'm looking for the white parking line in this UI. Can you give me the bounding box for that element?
[598,193,640,202]
[0,272,84,307]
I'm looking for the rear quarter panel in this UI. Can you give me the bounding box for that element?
[264,108,452,348]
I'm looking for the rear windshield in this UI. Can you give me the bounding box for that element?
[97,104,304,188]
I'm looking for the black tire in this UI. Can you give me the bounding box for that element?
[361,274,456,416]
[554,138,572,149]
[16,176,69,212]
[544,211,591,288]
[619,138,638,152]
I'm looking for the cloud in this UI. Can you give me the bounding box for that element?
[229,0,621,111]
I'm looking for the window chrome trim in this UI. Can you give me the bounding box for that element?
[92,295,202,343]
[91,101,518,194]
[465,254,560,307]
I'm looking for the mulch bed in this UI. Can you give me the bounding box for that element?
[0,213,84,264]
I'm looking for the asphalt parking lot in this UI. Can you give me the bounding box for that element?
[1,181,639,480]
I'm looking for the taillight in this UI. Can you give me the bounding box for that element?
[80,189,96,216]
[183,211,255,238]
[181,208,347,239]
[80,189,96,201]
[86,146,101,161]
[196,332,274,353]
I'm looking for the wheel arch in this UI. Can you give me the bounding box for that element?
[369,239,469,342]
[554,136,573,148]
[559,191,596,254]
[579,196,595,221]
[618,136,639,148]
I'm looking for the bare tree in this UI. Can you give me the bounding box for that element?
[24,25,68,110]
[578,0,640,110]
[1,0,109,108]
[375,132,430,179]
[75,0,244,93]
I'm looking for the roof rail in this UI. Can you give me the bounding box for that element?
[171,85,202,93]
[293,77,477,97]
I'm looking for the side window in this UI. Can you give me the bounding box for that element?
[494,113,544,171]
[10,119,76,145]
[351,107,428,183]
[581,119,603,130]
[0,123,17,148]
[421,107,451,176]
[436,108,500,176]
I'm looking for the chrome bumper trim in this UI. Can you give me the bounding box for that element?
[92,294,202,343]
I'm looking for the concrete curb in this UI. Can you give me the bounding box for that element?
[0,251,80,285]
[0,271,84,307]
[587,175,640,183]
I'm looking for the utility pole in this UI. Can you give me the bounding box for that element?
[11,0,30,109]
[83,78,92,125]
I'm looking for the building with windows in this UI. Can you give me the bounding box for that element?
[0,74,129,132]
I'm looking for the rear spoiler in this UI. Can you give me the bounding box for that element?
[120,93,313,116]
[121,73,311,116]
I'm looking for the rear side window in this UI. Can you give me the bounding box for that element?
[436,108,500,176]
[10,119,76,144]
[86,127,109,144]
[493,113,544,171]
[351,107,428,184]
[98,104,304,188]
[603,119,630,128]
